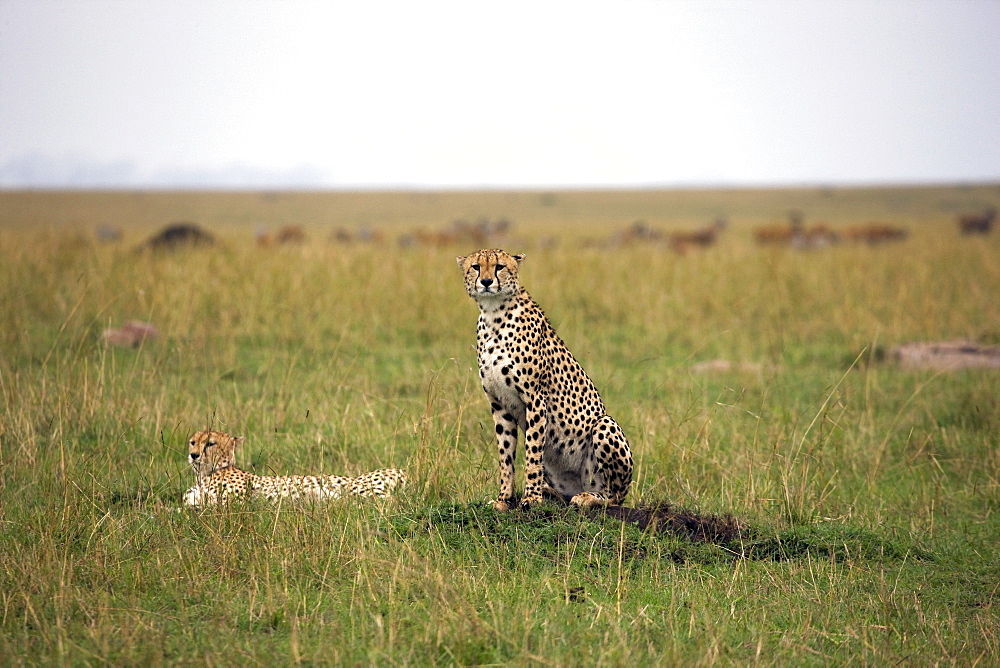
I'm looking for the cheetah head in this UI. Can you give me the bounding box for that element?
[188,430,242,479]
[456,248,525,301]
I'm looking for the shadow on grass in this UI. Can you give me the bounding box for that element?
[596,503,931,561]
[392,501,933,566]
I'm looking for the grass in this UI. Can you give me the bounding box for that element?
[0,186,998,664]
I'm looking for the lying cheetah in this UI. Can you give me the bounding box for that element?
[457,249,634,511]
[182,430,407,507]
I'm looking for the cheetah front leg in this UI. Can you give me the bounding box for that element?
[490,399,520,512]
[519,394,549,510]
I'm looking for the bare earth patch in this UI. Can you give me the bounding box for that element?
[101,320,159,348]
[892,340,1000,371]
[597,503,748,544]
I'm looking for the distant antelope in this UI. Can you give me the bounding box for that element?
[669,217,728,252]
[614,220,662,246]
[845,223,908,245]
[958,208,995,235]
[754,210,803,245]
[753,224,797,245]
[753,211,837,249]
[276,225,307,244]
[792,224,839,249]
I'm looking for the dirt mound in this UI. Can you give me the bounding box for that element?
[101,320,159,348]
[596,503,748,544]
[138,222,215,251]
[892,340,1000,371]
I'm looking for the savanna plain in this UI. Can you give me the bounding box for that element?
[1,186,998,665]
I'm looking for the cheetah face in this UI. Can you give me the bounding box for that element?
[456,249,525,300]
[187,430,242,477]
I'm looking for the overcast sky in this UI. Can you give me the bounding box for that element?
[1,0,998,189]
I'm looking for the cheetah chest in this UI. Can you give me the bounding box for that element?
[477,311,528,414]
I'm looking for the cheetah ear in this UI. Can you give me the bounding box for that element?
[455,255,466,268]
[513,253,525,264]
[233,436,244,449]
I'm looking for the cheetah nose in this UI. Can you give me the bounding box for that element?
[480,278,493,288]
[189,453,200,461]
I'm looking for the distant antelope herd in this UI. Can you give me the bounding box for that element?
[100,205,996,252]
[752,211,910,248]
[591,217,729,252]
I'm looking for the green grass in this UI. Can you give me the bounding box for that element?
[1,187,999,664]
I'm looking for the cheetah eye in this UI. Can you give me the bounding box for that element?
[205,441,216,450]
[471,264,480,272]
[189,440,195,446]
[495,264,506,273]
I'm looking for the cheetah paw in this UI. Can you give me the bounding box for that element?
[492,499,513,512]
[518,495,544,510]
[569,492,607,508]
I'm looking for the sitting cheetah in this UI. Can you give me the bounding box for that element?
[182,430,407,507]
[457,249,634,511]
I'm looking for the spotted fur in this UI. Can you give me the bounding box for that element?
[182,430,406,506]
[456,249,634,511]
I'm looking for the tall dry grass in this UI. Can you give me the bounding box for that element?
[1,188,998,663]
